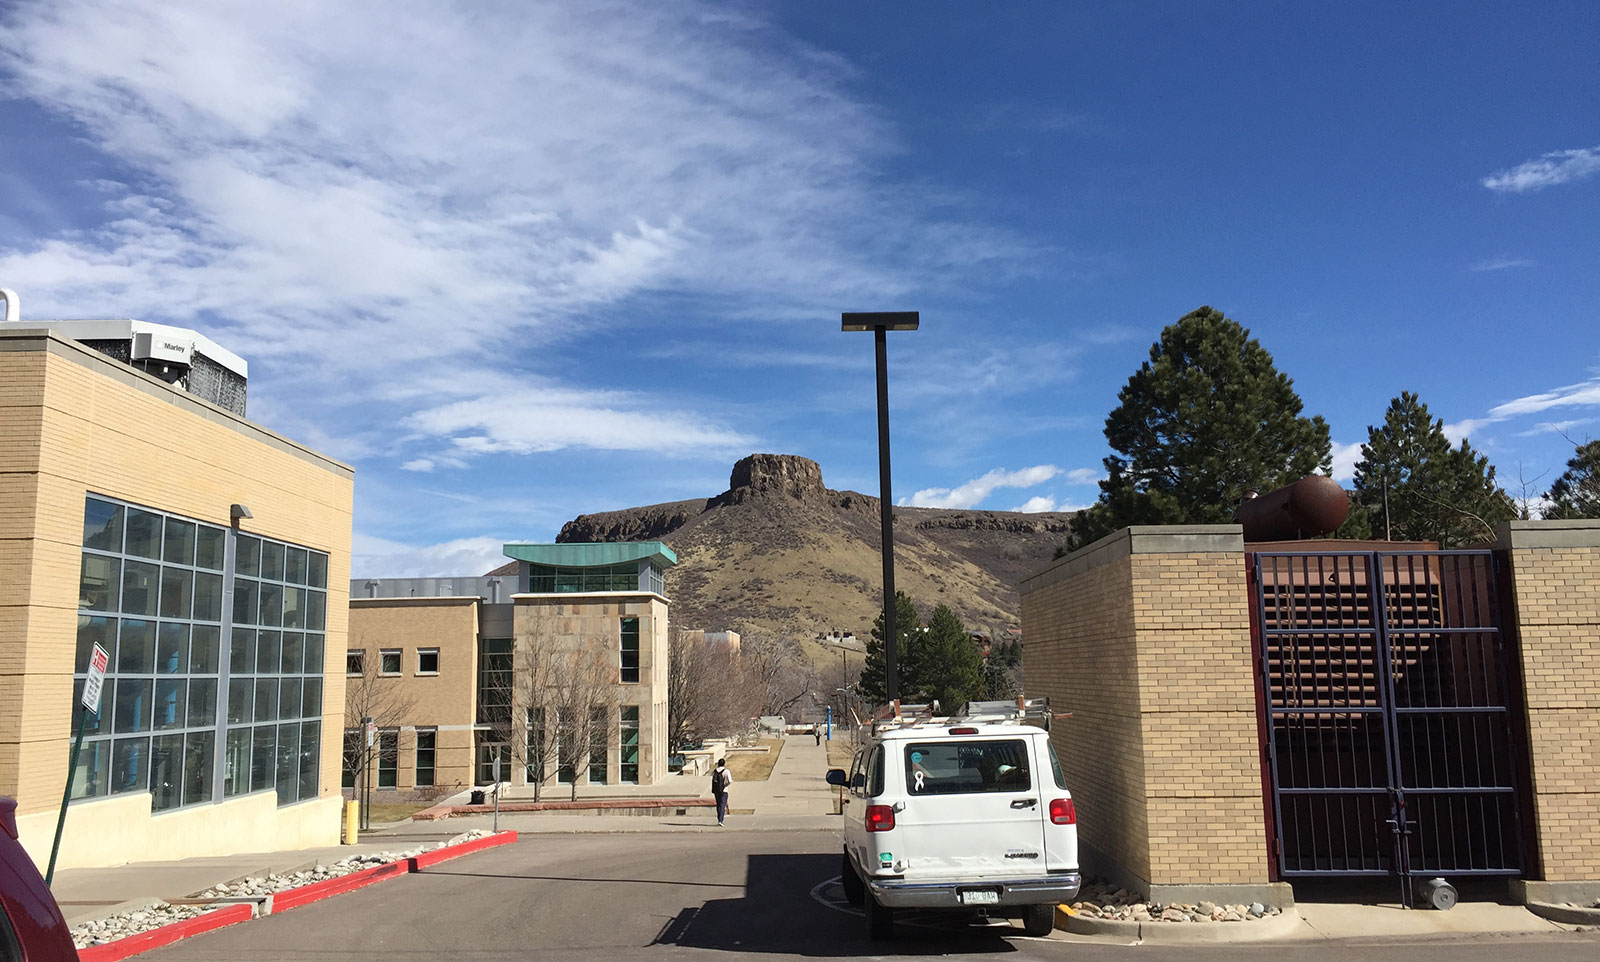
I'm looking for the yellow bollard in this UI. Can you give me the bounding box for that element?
[344,800,360,844]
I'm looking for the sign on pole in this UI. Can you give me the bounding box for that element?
[365,719,377,748]
[82,643,109,714]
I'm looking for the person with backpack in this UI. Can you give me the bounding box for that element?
[712,758,733,825]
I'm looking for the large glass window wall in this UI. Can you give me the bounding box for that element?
[73,495,329,812]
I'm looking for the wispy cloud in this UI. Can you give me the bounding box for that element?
[401,459,435,472]
[1329,441,1362,482]
[1442,375,1600,444]
[1063,467,1102,485]
[1470,255,1536,272]
[902,464,1059,509]
[1517,418,1594,438]
[1481,145,1600,194]
[352,533,511,578]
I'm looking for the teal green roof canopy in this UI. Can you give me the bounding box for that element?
[502,542,677,568]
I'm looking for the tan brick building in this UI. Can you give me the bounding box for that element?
[1022,520,1600,905]
[346,542,675,797]
[1,324,353,870]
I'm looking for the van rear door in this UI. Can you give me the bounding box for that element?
[893,736,1048,886]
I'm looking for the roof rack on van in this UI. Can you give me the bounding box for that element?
[864,695,1067,733]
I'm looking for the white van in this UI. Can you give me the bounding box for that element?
[825,701,1080,940]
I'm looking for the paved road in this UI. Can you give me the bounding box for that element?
[147,830,1600,962]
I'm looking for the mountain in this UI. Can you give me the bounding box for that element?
[545,454,1073,642]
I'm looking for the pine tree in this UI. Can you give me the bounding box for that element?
[858,591,920,706]
[912,605,984,711]
[1070,306,1332,548]
[1350,392,1516,546]
[1545,439,1600,519]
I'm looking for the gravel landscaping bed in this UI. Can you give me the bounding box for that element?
[1068,880,1284,924]
[71,830,491,948]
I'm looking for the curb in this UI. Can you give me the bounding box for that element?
[77,904,254,962]
[1059,905,1306,943]
[414,799,712,820]
[1526,901,1600,926]
[73,832,518,961]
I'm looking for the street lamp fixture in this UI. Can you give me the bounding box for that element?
[841,310,918,705]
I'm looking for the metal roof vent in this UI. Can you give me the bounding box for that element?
[0,289,17,323]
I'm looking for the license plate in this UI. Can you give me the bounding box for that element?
[960,890,1000,905]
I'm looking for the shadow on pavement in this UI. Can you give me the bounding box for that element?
[652,853,1018,957]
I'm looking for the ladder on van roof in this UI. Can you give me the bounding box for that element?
[868,695,1061,733]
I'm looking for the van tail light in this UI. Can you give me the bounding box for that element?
[865,804,896,832]
[1049,798,1076,825]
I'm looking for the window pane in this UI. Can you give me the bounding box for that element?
[158,567,193,619]
[418,649,439,673]
[282,586,305,629]
[80,555,121,612]
[306,591,326,631]
[184,731,215,806]
[303,634,324,675]
[251,726,276,792]
[229,628,256,675]
[301,678,323,719]
[190,625,220,674]
[380,650,401,674]
[116,620,155,673]
[149,734,183,810]
[224,728,251,796]
[257,630,282,675]
[377,731,398,789]
[188,678,218,727]
[236,535,261,577]
[227,678,253,724]
[261,542,285,582]
[276,722,300,803]
[195,525,226,571]
[232,578,258,626]
[259,582,283,627]
[124,509,161,559]
[279,678,302,722]
[193,572,223,622]
[112,736,149,794]
[281,632,304,674]
[286,548,308,585]
[346,650,364,675]
[156,623,189,674]
[309,552,328,588]
[254,680,279,721]
[70,740,110,799]
[163,519,196,565]
[121,561,159,616]
[70,680,104,734]
[154,679,186,730]
[77,615,116,673]
[84,498,123,551]
[298,720,320,800]
[904,739,1032,795]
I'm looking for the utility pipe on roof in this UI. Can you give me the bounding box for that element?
[0,289,18,323]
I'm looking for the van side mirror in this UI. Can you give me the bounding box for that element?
[825,768,848,787]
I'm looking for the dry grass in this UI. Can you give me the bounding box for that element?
[362,802,437,823]
[723,738,784,781]
[826,737,858,770]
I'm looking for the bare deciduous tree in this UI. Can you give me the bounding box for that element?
[668,630,757,751]
[742,635,818,718]
[342,649,418,795]
[513,637,618,802]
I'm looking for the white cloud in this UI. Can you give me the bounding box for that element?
[1517,418,1594,438]
[351,533,512,578]
[1012,496,1059,513]
[401,459,434,472]
[1487,378,1600,419]
[1443,417,1495,445]
[901,464,1059,509]
[1063,467,1102,485]
[1329,441,1362,482]
[1470,255,1536,272]
[1481,145,1600,193]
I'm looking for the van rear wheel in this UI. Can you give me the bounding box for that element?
[839,852,864,907]
[1020,903,1056,937]
[865,890,895,940]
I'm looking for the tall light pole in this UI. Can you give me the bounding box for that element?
[841,311,918,705]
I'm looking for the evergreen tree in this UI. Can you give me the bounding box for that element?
[911,605,984,711]
[1069,307,1332,548]
[858,591,920,706]
[1350,392,1516,546]
[1545,439,1600,519]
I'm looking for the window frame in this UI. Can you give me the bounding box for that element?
[379,648,403,676]
[414,728,436,787]
[346,650,365,676]
[417,648,440,675]
[619,617,640,684]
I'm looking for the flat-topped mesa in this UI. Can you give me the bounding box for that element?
[712,453,828,507]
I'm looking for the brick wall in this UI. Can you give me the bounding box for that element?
[1500,520,1600,882]
[1022,526,1270,891]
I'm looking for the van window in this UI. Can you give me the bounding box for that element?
[868,745,885,797]
[905,739,1030,794]
[848,749,865,795]
[1047,740,1068,790]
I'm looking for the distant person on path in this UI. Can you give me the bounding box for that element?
[813,727,822,746]
[712,758,733,826]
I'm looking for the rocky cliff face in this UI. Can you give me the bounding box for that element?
[554,454,1074,640]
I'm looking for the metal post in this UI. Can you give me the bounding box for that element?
[826,705,832,741]
[493,751,501,833]
[874,327,899,704]
[45,707,88,887]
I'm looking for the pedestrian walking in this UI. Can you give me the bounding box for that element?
[813,727,822,746]
[712,758,733,825]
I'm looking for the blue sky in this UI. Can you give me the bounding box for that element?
[1,1,1595,577]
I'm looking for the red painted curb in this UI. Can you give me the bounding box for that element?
[409,830,517,870]
[77,903,253,962]
[270,857,410,913]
